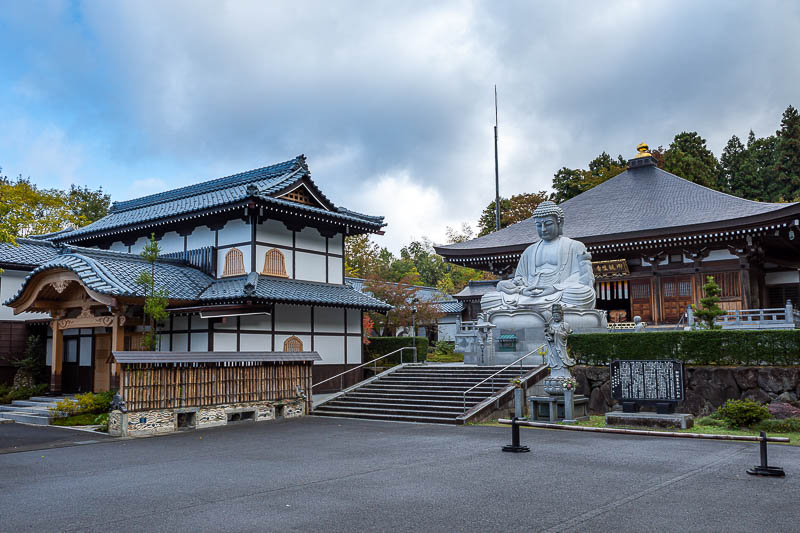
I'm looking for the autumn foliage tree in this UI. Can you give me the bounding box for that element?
[363,276,444,337]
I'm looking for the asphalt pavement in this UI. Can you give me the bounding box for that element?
[0,417,797,532]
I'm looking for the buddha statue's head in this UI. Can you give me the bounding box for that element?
[533,201,564,241]
[551,303,564,322]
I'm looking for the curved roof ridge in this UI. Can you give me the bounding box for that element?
[110,156,301,213]
[69,252,136,295]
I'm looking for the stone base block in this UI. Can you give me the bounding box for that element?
[605,411,694,430]
[528,395,589,422]
[109,397,306,437]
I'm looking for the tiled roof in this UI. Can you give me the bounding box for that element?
[436,164,796,254]
[453,280,499,299]
[0,239,60,269]
[51,156,384,243]
[344,277,462,313]
[200,273,392,311]
[4,247,214,305]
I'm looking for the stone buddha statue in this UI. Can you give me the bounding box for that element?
[481,201,596,311]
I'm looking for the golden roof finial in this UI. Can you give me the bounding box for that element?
[635,142,651,158]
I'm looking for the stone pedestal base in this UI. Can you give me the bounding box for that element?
[605,411,694,430]
[528,395,589,422]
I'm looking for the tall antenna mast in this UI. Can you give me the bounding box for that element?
[494,85,501,232]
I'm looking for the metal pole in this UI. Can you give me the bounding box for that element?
[494,85,500,233]
[412,306,417,363]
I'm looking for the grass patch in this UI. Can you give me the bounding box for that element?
[51,412,108,429]
[479,415,800,445]
[427,352,464,363]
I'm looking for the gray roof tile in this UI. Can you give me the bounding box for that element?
[436,165,796,254]
[0,239,60,269]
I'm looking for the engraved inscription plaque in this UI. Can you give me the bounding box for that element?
[610,360,684,403]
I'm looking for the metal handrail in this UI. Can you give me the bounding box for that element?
[461,344,545,413]
[311,346,417,393]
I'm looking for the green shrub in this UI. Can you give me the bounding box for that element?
[569,329,800,366]
[49,390,117,418]
[434,340,455,356]
[364,337,428,364]
[0,383,48,404]
[756,418,800,433]
[696,416,726,428]
[716,399,770,429]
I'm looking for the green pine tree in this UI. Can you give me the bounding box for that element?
[692,276,726,330]
[663,132,720,189]
[773,105,800,202]
[135,234,169,351]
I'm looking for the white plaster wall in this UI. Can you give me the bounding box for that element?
[172,333,188,351]
[109,241,128,253]
[240,333,271,351]
[217,245,252,277]
[172,316,189,330]
[294,252,326,282]
[328,256,343,284]
[347,336,362,365]
[190,332,208,351]
[438,322,458,342]
[706,249,737,261]
[329,233,343,254]
[766,271,800,285]
[314,307,345,333]
[346,309,361,334]
[296,227,326,253]
[257,219,293,247]
[187,225,215,249]
[158,231,184,254]
[312,335,345,364]
[218,219,251,246]
[130,235,150,255]
[213,332,237,352]
[275,334,312,352]
[0,270,48,320]
[192,317,210,331]
[255,244,293,278]
[239,314,271,331]
[275,304,311,332]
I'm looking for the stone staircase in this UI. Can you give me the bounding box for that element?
[0,396,75,425]
[313,365,540,424]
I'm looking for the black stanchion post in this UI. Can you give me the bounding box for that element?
[746,432,786,477]
[502,417,530,453]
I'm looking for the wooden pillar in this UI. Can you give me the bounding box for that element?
[739,258,753,310]
[111,316,125,390]
[50,321,63,394]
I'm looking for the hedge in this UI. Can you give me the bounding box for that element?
[569,330,800,366]
[364,337,428,364]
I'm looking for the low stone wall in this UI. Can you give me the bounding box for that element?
[574,365,800,416]
[109,397,305,437]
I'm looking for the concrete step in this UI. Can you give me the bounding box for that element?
[0,405,53,417]
[11,400,59,408]
[313,404,460,418]
[320,400,466,413]
[312,410,456,424]
[358,384,506,394]
[344,394,480,407]
[0,411,52,425]
[28,396,75,403]
[0,417,13,424]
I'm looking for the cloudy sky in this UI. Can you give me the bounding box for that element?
[1,1,799,253]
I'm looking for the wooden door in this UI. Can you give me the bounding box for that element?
[93,334,112,393]
[630,279,652,322]
[662,276,693,323]
[62,338,80,393]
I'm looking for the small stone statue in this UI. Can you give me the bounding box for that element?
[110,393,127,413]
[633,315,646,333]
[544,303,575,372]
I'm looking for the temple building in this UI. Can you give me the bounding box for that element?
[436,145,800,326]
[0,155,391,395]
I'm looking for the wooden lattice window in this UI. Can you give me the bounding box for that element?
[222,248,246,277]
[280,186,317,207]
[283,336,303,352]
[261,248,288,278]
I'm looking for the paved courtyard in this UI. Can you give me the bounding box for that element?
[1,417,798,532]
